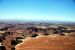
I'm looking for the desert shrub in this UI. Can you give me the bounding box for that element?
[16,37,24,39]
[60,34,65,36]
[16,39,22,44]
[11,48,15,50]
[0,38,2,42]
[44,33,49,35]
[0,46,6,50]
[11,40,17,45]
[31,34,38,37]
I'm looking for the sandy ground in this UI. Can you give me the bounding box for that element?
[15,34,75,50]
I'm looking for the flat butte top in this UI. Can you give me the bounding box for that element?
[15,34,75,50]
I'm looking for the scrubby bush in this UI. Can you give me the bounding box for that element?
[31,34,38,37]
[44,33,49,35]
[11,40,17,45]
[0,46,6,50]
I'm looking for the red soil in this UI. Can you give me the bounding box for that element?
[16,35,75,50]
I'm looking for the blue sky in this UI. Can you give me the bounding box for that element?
[0,0,75,22]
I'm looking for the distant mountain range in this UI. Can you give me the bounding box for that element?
[0,20,75,25]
